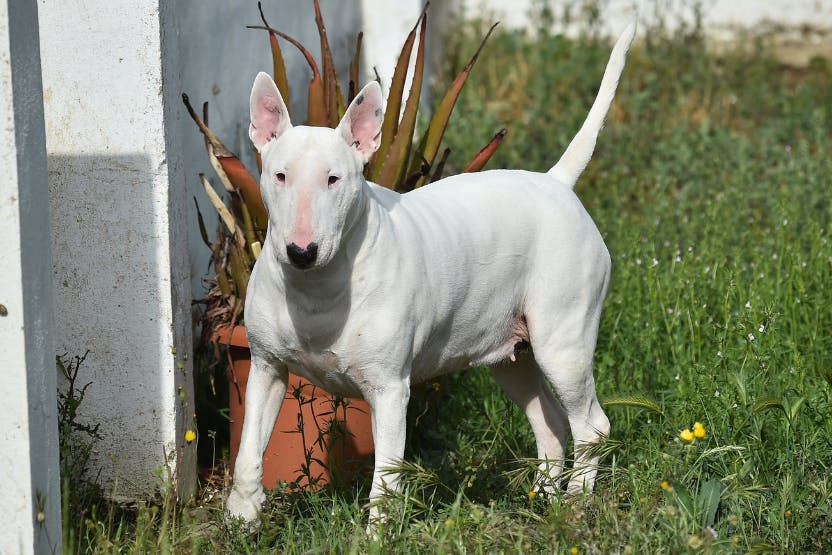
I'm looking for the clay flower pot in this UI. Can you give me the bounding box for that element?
[214,325,374,489]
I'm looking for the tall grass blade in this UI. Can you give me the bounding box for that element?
[601,394,664,415]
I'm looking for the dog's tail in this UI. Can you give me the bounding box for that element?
[548,19,637,189]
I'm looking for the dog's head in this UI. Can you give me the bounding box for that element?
[249,72,382,270]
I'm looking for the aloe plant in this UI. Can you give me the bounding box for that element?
[185,1,506,337]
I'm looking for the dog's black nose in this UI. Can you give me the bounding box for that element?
[286,242,318,269]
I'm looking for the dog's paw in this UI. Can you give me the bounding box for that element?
[225,486,265,531]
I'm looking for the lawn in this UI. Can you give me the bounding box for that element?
[64,8,831,554]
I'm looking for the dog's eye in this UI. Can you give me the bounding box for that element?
[327,175,340,188]
[275,172,286,184]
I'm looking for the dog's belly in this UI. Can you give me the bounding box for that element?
[410,312,531,383]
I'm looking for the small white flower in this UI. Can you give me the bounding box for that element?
[651,258,659,267]
[704,265,711,273]
[783,219,788,226]
[801,261,807,268]
[732,402,738,409]
[675,374,680,381]
[772,253,778,260]
[714,390,720,397]
[717,351,722,357]
[636,258,642,266]
[675,255,681,263]
[745,301,752,309]
[667,308,674,315]
[758,324,765,333]
[748,333,755,342]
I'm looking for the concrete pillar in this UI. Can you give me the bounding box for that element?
[39,1,195,501]
[0,0,62,553]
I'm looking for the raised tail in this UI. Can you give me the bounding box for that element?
[548,19,637,189]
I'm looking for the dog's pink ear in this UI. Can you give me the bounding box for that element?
[249,72,291,151]
[336,82,383,163]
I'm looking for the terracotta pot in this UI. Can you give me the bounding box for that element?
[214,325,374,489]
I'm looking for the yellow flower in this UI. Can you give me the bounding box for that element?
[679,428,694,443]
[444,518,454,527]
[527,490,537,498]
[432,382,440,392]
[693,422,706,439]
[660,480,673,492]
[785,510,792,517]
[184,430,196,443]
[570,547,579,555]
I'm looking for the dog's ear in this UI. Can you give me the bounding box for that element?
[336,82,383,163]
[249,72,292,151]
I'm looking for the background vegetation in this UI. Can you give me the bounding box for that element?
[64,4,831,553]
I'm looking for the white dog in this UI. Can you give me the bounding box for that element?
[226,21,636,525]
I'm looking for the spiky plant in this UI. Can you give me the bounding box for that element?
[184,1,505,340]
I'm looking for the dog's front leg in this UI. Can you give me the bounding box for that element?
[366,377,410,530]
[226,356,288,525]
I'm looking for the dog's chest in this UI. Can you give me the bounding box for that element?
[280,348,366,397]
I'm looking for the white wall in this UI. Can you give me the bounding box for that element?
[457,0,832,62]
[0,1,61,552]
[40,0,195,501]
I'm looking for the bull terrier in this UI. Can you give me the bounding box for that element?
[226,20,636,526]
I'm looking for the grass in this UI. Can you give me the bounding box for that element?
[64,7,832,554]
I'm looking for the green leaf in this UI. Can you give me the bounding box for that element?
[258,2,290,111]
[696,479,722,528]
[368,4,427,183]
[410,22,498,188]
[752,397,785,416]
[376,11,427,189]
[667,480,694,519]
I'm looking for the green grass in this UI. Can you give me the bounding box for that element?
[65,11,832,554]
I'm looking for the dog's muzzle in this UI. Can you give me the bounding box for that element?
[286,242,318,269]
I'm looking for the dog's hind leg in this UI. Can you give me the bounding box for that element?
[226,357,289,524]
[490,356,569,492]
[531,343,609,495]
